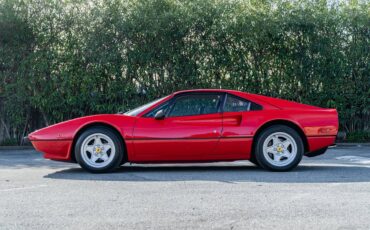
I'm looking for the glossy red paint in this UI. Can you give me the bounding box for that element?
[29,89,339,163]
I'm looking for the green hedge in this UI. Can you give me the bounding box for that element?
[0,0,369,144]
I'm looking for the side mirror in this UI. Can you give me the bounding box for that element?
[154,110,165,120]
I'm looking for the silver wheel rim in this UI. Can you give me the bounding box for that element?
[80,133,116,168]
[262,132,297,167]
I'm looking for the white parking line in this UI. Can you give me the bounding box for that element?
[336,156,370,164]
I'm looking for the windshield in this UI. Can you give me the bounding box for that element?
[124,96,169,116]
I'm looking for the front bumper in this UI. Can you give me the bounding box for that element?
[29,139,73,161]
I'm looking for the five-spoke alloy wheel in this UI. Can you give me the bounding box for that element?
[75,126,124,173]
[254,125,304,171]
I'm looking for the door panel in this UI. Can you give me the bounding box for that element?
[132,113,223,162]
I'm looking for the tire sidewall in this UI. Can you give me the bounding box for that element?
[255,125,304,171]
[75,127,124,173]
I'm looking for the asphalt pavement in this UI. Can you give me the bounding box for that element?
[1,146,370,229]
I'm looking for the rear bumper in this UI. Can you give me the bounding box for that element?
[304,136,337,157]
[30,140,73,161]
[307,135,336,153]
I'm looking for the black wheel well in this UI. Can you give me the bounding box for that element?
[70,122,127,163]
[251,120,309,158]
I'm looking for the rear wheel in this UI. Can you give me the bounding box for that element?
[75,127,124,173]
[255,125,303,171]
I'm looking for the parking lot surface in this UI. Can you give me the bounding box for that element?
[1,146,370,229]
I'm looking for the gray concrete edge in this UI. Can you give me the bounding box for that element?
[0,146,35,150]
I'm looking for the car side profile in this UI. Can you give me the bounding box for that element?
[28,89,338,173]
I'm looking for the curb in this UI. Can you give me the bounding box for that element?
[0,146,35,150]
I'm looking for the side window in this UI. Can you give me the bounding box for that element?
[168,94,221,117]
[144,101,171,118]
[223,95,251,112]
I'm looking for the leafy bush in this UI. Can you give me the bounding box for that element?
[0,0,369,144]
[346,131,370,143]
[0,138,18,146]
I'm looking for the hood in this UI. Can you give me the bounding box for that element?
[28,114,135,141]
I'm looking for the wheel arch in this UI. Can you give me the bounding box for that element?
[70,122,127,163]
[251,119,309,158]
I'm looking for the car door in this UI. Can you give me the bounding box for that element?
[131,93,224,162]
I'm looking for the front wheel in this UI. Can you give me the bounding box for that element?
[75,127,124,173]
[255,125,304,171]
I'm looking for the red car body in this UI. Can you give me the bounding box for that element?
[29,89,338,163]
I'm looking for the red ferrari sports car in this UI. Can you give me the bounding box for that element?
[29,89,338,173]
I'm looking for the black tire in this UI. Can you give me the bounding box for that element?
[255,125,304,171]
[75,126,124,173]
[249,155,260,166]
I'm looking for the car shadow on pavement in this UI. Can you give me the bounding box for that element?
[44,164,370,183]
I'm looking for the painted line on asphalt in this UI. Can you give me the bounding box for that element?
[336,156,370,164]
[0,184,47,192]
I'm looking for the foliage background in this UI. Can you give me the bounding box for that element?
[0,0,369,144]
